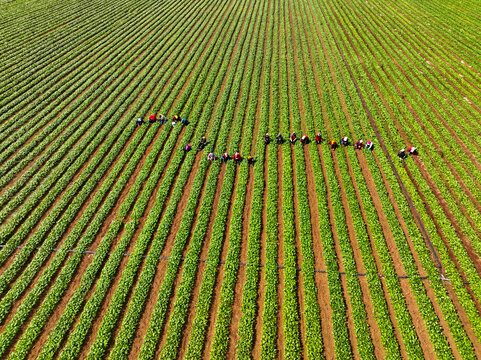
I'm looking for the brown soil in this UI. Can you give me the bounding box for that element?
[5,128,143,340]
[398,279,436,359]
[252,172,268,359]
[28,253,95,358]
[444,282,481,357]
[201,164,241,359]
[71,123,182,358]
[226,165,254,357]
[141,150,208,357]
[422,279,462,359]
[175,165,227,359]
[276,146,285,359]
[340,274,359,359]
[334,0,481,247]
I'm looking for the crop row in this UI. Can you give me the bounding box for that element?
[318,1,459,357]
[298,1,427,357]
[181,4,267,359]
[0,0,135,97]
[199,1,266,358]
[0,0,109,63]
[259,1,280,356]
[56,1,245,357]
[155,0,269,357]
[101,1,256,358]
[0,0,203,296]
[0,0,199,194]
[235,0,272,357]
[0,0,163,144]
[345,0,481,251]
[320,0,479,356]
[0,0,226,354]
[329,0,481,346]
[285,1,330,358]
[277,1,303,356]
[293,1,406,358]
[0,17,198,355]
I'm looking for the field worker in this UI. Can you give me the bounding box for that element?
[328,140,338,150]
[148,114,157,123]
[398,148,407,160]
[276,133,284,144]
[221,153,229,163]
[408,146,418,155]
[301,135,309,145]
[264,133,270,144]
[247,155,254,165]
[365,141,373,150]
[340,136,349,146]
[355,140,364,149]
[208,153,215,162]
[315,132,323,144]
[172,120,176,127]
[184,144,192,152]
[181,118,189,126]
[233,152,242,164]
[173,114,180,122]
[136,117,144,126]
[198,136,207,150]
[290,132,297,144]
[159,114,167,124]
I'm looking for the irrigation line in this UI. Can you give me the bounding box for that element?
[2,244,468,284]
[317,3,445,278]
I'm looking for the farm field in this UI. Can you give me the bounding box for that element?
[1,0,481,358]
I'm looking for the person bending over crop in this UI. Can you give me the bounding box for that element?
[264,133,270,144]
[276,133,284,144]
[408,147,418,156]
[233,152,242,164]
[355,140,364,149]
[340,136,349,146]
[289,132,297,144]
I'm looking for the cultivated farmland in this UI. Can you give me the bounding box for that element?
[1,0,481,358]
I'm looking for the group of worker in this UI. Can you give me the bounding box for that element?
[210,152,255,165]
[398,147,417,160]
[140,117,418,163]
[136,114,188,127]
[266,132,375,152]
[182,135,255,165]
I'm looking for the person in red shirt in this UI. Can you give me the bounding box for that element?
[233,152,242,164]
[148,114,156,123]
[315,133,323,144]
[408,147,418,155]
[328,140,338,150]
[301,135,309,145]
[355,140,364,149]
